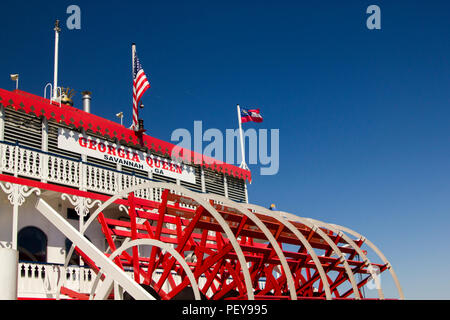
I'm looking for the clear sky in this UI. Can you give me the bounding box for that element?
[1,0,449,299]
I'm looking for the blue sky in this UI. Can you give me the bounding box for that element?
[1,1,449,299]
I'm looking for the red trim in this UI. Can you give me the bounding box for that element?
[18,297,60,300]
[0,88,251,182]
[60,287,90,300]
[0,174,110,201]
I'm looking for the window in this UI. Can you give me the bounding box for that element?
[18,226,47,263]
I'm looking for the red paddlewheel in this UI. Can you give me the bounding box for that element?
[59,182,403,300]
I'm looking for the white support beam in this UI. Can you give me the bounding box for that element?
[35,198,156,300]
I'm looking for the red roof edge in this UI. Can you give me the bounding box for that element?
[0,89,252,182]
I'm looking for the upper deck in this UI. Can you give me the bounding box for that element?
[0,88,250,203]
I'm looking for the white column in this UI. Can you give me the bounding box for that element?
[0,183,40,300]
[0,183,41,250]
[223,174,228,198]
[80,129,87,191]
[0,248,18,300]
[41,118,48,152]
[12,203,19,250]
[200,167,206,193]
[41,118,49,183]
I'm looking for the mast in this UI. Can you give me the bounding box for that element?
[53,20,61,100]
[237,104,249,170]
[132,43,136,129]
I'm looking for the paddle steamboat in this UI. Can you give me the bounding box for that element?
[0,21,403,300]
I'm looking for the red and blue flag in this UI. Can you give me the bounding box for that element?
[241,108,263,123]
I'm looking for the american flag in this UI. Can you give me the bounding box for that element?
[132,49,151,130]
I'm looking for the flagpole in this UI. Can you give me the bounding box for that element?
[53,20,61,100]
[237,104,249,170]
[132,43,136,79]
[131,43,136,130]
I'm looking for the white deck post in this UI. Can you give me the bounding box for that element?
[0,248,18,300]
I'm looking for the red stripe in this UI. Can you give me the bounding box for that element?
[135,80,150,100]
[135,70,149,85]
[134,71,150,95]
[132,66,151,129]
[241,116,263,123]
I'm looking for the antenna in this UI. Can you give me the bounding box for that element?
[53,20,61,100]
[116,112,124,126]
[10,74,19,90]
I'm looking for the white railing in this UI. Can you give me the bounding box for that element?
[18,262,139,299]
[18,262,98,299]
[0,141,247,210]
[0,141,214,211]
[0,141,165,202]
[17,262,264,299]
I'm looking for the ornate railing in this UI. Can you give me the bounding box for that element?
[18,262,97,299]
[17,262,264,299]
[0,141,163,202]
[0,141,248,209]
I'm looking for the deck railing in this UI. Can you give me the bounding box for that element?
[17,262,255,299]
[0,141,165,202]
[18,262,99,299]
[17,262,182,299]
[0,141,248,208]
